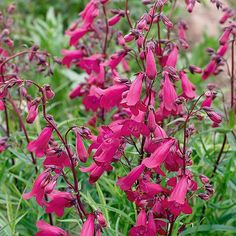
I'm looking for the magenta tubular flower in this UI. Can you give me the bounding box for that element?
[169,176,188,204]
[43,150,71,172]
[179,70,196,99]
[45,190,74,217]
[121,119,150,139]
[61,49,84,68]
[80,214,95,236]
[27,127,53,157]
[36,220,68,236]
[108,50,127,70]
[67,27,89,46]
[122,73,143,107]
[75,132,88,163]
[26,98,40,124]
[108,14,122,26]
[69,84,85,99]
[147,211,156,236]
[146,45,157,80]
[23,170,56,206]
[117,164,145,191]
[162,72,178,112]
[0,99,4,110]
[202,60,216,80]
[165,46,178,68]
[129,209,147,236]
[0,137,7,153]
[217,44,228,57]
[219,28,231,45]
[178,21,189,49]
[100,84,128,111]
[80,162,112,184]
[142,139,175,168]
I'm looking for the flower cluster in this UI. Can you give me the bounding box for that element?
[61,0,234,235]
[0,0,235,235]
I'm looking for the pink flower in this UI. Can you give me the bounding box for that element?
[43,150,71,173]
[45,190,74,217]
[78,54,103,74]
[147,211,156,236]
[0,137,7,153]
[129,209,147,236]
[219,28,231,45]
[27,127,53,157]
[122,73,143,107]
[36,220,68,236]
[217,44,228,57]
[179,70,196,99]
[100,84,128,111]
[117,164,145,191]
[80,162,113,184]
[202,60,216,80]
[69,84,86,99]
[61,49,84,68]
[178,21,189,49]
[94,137,121,164]
[80,214,95,236]
[23,170,57,206]
[162,72,178,112]
[75,131,88,163]
[108,50,127,70]
[0,99,4,110]
[108,14,122,26]
[67,27,89,46]
[146,44,157,80]
[142,139,175,168]
[169,176,188,204]
[165,46,178,68]
[26,98,40,124]
[121,119,150,139]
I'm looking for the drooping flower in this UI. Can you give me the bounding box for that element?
[146,43,157,80]
[100,84,128,111]
[169,176,188,204]
[122,73,143,107]
[121,119,150,139]
[74,130,89,163]
[26,98,40,124]
[80,162,113,184]
[142,139,175,169]
[45,190,74,217]
[80,214,95,236]
[61,49,85,68]
[23,169,57,206]
[179,70,196,99]
[117,164,145,191]
[165,45,178,68]
[36,220,68,236]
[202,60,217,80]
[27,126,53,157]
[43,149,71,172]
[162,72,178,112]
